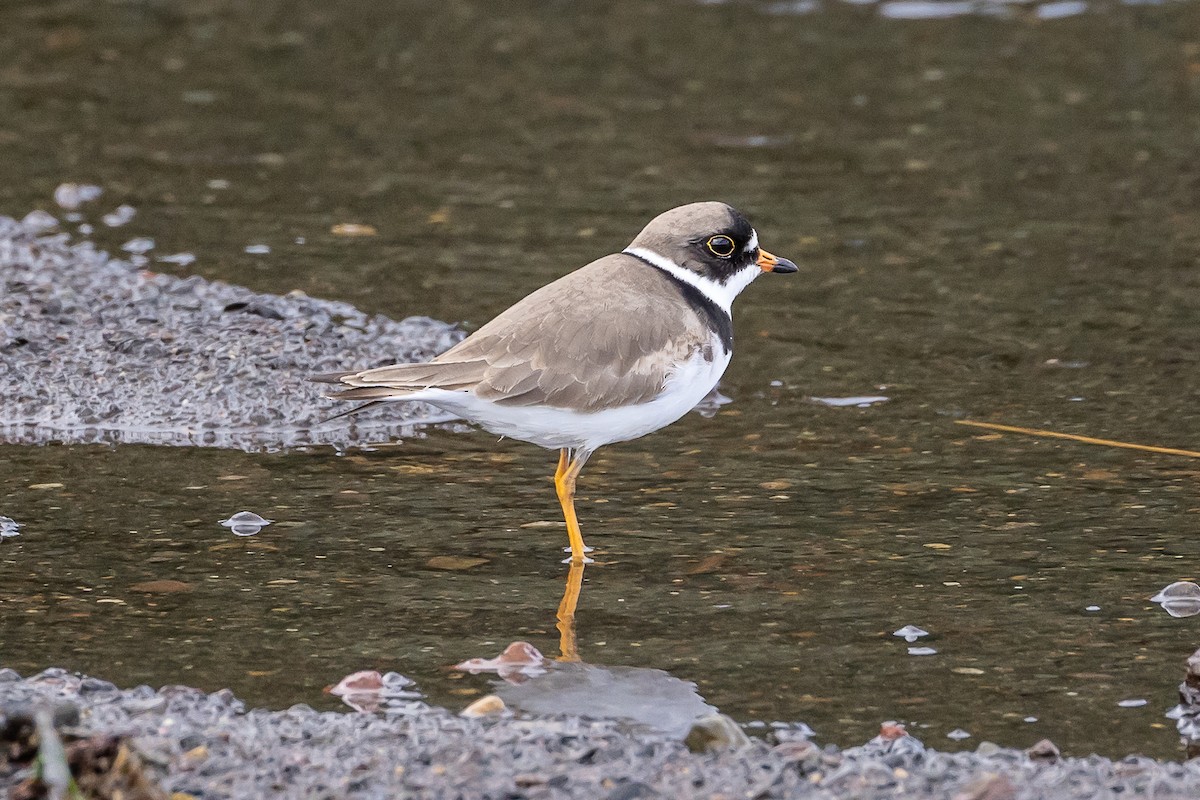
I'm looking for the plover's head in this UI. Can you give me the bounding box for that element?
[625,202,798,291]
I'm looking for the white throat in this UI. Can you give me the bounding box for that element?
[623,246,760,315]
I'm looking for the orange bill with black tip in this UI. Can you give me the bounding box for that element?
[757,248,799,274]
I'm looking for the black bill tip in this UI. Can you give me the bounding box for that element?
[771,257,799,274]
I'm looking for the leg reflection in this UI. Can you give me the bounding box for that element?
[555,560,585,662]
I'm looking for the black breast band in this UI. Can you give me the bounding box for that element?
[623,251,734,352]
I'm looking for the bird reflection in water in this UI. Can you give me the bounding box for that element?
[455,562,717,739]
[556,560,585,662]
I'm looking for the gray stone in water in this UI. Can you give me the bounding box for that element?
[894,624,929,642]
[53,183,103,211]
[121,237,155,254]
[685,713,752,752]
[219,511,273,536]
[1026,738,1061,763]
[101,204,136,227]
[1151,582,1200,618]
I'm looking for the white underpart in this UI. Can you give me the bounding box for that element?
[393,345,732,452]
[622,246,761,315]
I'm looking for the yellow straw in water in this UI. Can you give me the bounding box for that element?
[955,420,1200,459]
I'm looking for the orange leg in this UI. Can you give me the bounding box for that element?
[553,447,593,564]
[555,560,585,662]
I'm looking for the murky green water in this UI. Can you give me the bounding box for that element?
[4,0,1200,758]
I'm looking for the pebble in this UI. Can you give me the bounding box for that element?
[53,183,103,211]
[219,511,273,536]
[894,625,929,642]
[1151,582,1200,618]
[121,237,155,254]
[461,694,506,717]
[157,252,197,266]
[0,516,20,538]
[101,204,136,227]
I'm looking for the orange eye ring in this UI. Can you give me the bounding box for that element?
[706,235,735,258]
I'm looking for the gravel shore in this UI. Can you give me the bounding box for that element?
[3,667,1200,799]
[0,211,463,451]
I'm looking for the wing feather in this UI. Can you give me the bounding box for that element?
[322,254,713,411]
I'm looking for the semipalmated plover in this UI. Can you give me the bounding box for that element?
[318,202,797,562]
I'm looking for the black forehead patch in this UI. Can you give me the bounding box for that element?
[692,206,754,250]
[723,207,754,246]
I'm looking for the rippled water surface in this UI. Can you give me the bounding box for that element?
[3,0,1200,758]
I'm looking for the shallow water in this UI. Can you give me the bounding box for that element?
[3,0,1200,758]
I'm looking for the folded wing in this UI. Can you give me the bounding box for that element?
[319,254,708,411]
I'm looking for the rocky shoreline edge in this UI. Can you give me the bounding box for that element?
[0,209,464,452]
[3,666,1200,800]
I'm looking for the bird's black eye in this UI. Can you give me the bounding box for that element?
[706,235,735,258]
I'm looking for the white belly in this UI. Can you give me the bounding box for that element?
[404,345,732,452]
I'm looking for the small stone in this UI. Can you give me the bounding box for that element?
[685,714,752,752]
[1026,738,1061,762]
[893,625,929,642]
[121,695,167,715]
[21,210,59,232]
[1151,581,1200,601]
[975,741,1003,757]
[121,237,155,254]
[157,252,196,267]
[461,694,505,717]
[453,642,546,677]
[102,204,136,227]
[53,183,103,210]
[772,739,821,772]
[1151,582,1200,618]
[952,772,1017,800]
[219,511,272,537]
